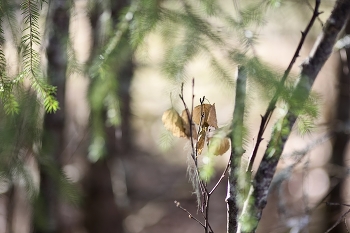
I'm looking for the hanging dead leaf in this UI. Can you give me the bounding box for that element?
[192,104,212,125]
[207,104,218,129]
[181,110,198,139]
[162,108,187,138]
[208,137,230,156]
[196,128,207,155]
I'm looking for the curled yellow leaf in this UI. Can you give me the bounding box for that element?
[162,108,187,138]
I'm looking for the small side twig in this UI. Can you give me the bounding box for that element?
[305,0,324,27]
[174,201,205,228]
[345,218,350,233]
[209,161,230,195]
[179,82,196,162]
[325,207,350,233]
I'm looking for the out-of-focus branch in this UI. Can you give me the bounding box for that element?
[238,0,350,232]
[227,66,247,233]
[326,17,350,232]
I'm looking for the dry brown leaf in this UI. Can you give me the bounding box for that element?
[181,110,198,139]
[207,104,218,129]
[196,128,207,155]
[209,137,230,156]
[162,108,187,138]
[192,104,212,125]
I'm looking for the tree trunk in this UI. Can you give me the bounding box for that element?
[83,0,133,232]
[326,18,350,232]
[34,1,70,232]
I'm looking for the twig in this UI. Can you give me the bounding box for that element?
[174,201,205,228]
[179,83,196,161]
[209,161,230,195]
[178,81,213,233]
[305,0,324,27]
[345,218,350,233]
[325,208,350,233]
[326,202,350,208]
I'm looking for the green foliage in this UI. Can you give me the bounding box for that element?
[0,0,60,114]
[295,92,320,135]
[87,1,134,160]
[158,129,175,152]
[161,29,201,78]
[209,57,235,91]
[154,0,320,187]
[0,0,20,46]
[3,94,19,115]
[0,91,42,198]
[66,40,84,76]
[200,126,231,181]
[130,0,160,48]
[20,0,59,113]
[199,155,215,182]
[0,1,19,115]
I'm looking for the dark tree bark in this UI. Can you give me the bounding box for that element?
[34,1,70,233]
[326,19,350,233]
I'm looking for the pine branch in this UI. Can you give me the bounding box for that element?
[0,6,20,114]
[20,0,58,113]
[1,0,20,47]
[89,2,138,78]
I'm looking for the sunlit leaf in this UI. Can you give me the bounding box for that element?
[162,108,187,138]
[207,103,218,129]
[192,104,212,126]
[196,127,207,155]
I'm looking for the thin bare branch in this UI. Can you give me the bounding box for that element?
[209,161,229,195]
[174,201,205,228]
[325,208,350,233]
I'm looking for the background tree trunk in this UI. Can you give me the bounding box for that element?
[83,0,133,232]
[34,1,70,232]
[326,18,350,232]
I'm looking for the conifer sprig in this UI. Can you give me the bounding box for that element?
[0,0,20,46]
[20,0,59,113]
[0,4,20,115]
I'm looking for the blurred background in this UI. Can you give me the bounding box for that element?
[0,0,349,232]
